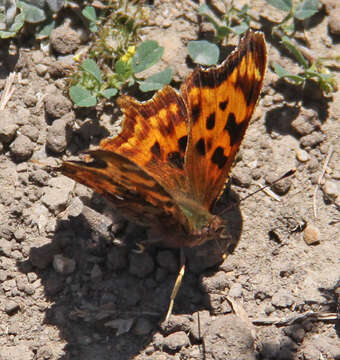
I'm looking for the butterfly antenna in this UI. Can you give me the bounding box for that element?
[165,248,186,322]
[218,169,296,218]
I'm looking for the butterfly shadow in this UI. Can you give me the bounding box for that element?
[15,186,243,360]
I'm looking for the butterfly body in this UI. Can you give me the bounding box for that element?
[61,30,267,248]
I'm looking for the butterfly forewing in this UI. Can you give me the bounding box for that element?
[99,86,189,193]
[182,31,267,210]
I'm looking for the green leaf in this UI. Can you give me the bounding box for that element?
[0,11,25,38]
[18,1,46,23]
[273,63,304,82]
[265,0,292,12]
[187,40,219,66]
[101,88,118,99]
[281,36,309,69]
[89,22,98,33]
[82,6,97,22]
[69,86,97,107]
[139,67,173,92]
[115,60,133,80]
[294,0,319,20]
[216,25,230,39]
[132,40,164,73]
[231,22,249,35]
[81,59,102,84]
[197,4,210,15]
[36,20,55,39]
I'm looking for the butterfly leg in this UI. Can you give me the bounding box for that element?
[165,248,185,322]
[132,242,146,253]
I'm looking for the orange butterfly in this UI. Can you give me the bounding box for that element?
[61,31,267,252]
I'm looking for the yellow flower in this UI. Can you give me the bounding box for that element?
[120,46,136,62]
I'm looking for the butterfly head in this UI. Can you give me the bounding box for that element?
[201,214,227,240]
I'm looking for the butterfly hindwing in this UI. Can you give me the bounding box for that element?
[61,150,189,229]
[182,31,267,210]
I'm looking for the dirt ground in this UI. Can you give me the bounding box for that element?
[0,1,339,359]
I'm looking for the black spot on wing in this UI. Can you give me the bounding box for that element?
[224,112,246,146]
[219,99,228,111]
[191,105,200,124]
[195,138,206,156]
[167,151,184,169]
[178,135,188,153]
[159,120,175,137]
[151,141,161,158]
[206,112,216,130]
[236,76,260,107]
[211,147,228,169]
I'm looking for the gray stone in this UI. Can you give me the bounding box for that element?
[4,300,20,315]
[10,134,34,162]
[53,254,76,275]
[0,344,33,360]
[232,167,252,188]
[322,180,339,201]
[200,271,229,293]
[0,238,12,256]
[160,314,192,335]
[0,110,18,143]
[266,172,292,195]
[329,8,340,35]
[271,289,294,308]
[20,125,39,142]
[203,315,255,360]
[50,24,82,55]
[303,223,320,245]
[46,115,72,153]
[163,331,190,351]
[156,250,178,273]
[133,318,153,336]
[295,148,310,162]
[229,283,243,298]
[44,92,72,119]
[41,187,69,214]
[129,252,154,278]
[106,246,128,271]
[300,132,325,148]
[29,168,50,186]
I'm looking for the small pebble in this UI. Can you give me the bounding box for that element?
[228,283,243,298]
[5,300,20,315]
[322,180,339,201]
[9,134,34,162]
[296,148,310,162]
[53,254,76,275]
[90,264,102,281]
[129,252,154,278]
[271,289,294,308]
[303,223,320,245]
[266,172,292,195]
[133,318,153,336]
[329,8,340,35]
[163,331,190,351]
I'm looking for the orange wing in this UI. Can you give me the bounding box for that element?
[181,31,267,210]
[61,150,188,230]
[99,86,189,194]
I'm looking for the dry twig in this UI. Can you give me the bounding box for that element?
[313,146,334,218]
[0,72,17,110]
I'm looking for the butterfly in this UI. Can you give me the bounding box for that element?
[60,30,267,250]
